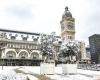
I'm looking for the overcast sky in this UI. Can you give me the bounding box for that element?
[0,0,100,45]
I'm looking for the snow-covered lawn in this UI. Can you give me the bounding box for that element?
[0,66,100,80]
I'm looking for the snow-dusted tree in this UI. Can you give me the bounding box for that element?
[40,32,57,62]
[59,41,80,64]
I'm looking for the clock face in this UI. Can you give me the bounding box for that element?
[67,21,74,30]
[68,24,73,30]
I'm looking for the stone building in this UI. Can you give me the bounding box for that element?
[86,46,91,63]
[79,42,91,63]
[0,29,61,66]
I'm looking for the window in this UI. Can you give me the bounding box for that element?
[68,36,73,39]
[11,44,13,48]
[18,44,20,48]
[26,45,28,49]
[61,25,64,31]
[8,53,13,58]
[21,56,25,59]
[22,45,25,49]
[30,45,32,49]
[61,23,65,31]
[24,45,26,49]
[7,44,10,48]
[34,39,38,42]
[33,46,36,49]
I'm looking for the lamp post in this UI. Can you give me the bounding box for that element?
[0,45,3,70]
[0,42,6,70]
[2,58,4,70]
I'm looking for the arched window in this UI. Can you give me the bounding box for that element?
[30,52,39,59]
[6,51,16,59]
[19,51,28,59]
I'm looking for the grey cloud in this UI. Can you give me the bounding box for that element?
[77,0,100,45]
[5,5,33,19]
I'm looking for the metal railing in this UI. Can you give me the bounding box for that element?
[78,64,100,71]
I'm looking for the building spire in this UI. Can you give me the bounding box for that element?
[65,6,68,11]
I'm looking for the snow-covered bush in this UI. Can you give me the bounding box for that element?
[59,40,80,64]
[40,32,57,62]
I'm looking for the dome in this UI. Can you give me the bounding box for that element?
[64,6,72,18]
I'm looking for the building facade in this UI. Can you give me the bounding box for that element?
[79,42,91,63]
[89,34,100,64]
[0,29,61,66]
[86,46,91,63]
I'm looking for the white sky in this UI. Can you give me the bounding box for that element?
[0,0,100,45]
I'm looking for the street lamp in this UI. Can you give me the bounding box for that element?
[1,55,4,70]
[0,42,5,70]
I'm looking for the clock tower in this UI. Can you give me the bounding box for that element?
[60,6,75,42]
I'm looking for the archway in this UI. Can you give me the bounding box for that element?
[6,51,16,59]
[18,51,28,59]
[30,52,39,60]
[5,50,17,66]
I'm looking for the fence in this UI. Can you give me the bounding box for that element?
[78,64,100,71]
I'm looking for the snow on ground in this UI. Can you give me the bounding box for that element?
[0,66,100,80]
[16,67,39,80]
[77,69,100,76]
[24,66,100,80]
[0,69,28,80]
[77,69,100,80]
[27,75,38,80]
[46,74,93,80]
[0,66,38,80]
[23,66,62,74]
[22,66,40,74]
